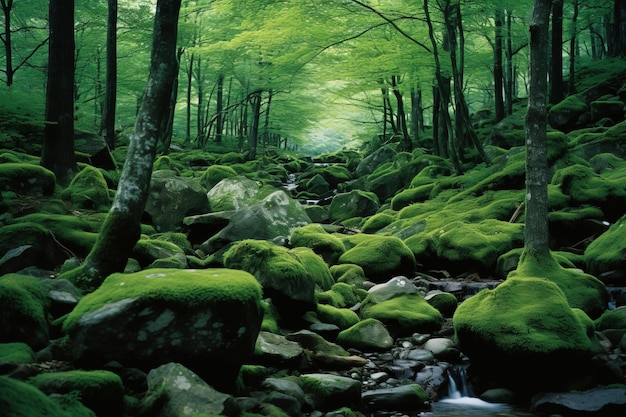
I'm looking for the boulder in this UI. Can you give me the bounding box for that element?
[60,165,111,210]
[289,223,346,265]
[336,318,394,352]
[548,94,589,131]
[299,373,362,412]
[585,214,626,280]
[531,387,626,416]
[355,145,396,177]
[206,176,269,212]
[328,190,380,223]
[362,384,429,412]
[146,362,240,416]
[62,268,263,392]
[338,236,416,282]
[254,331,304,368]
[199,164,238,190]
[0,223,69,274]
[0,163,56,196]
[0,342,36,365]
[145,171,210,232]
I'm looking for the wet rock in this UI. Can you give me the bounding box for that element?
[299,373,362,412]
[530,387,626,416]
[362,383,429,412]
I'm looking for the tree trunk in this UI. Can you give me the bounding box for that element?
[41,0,76,186]
[568,0,579,94]
[185,53,193,144]
[550,0,564,104]
[100,0,117,150]
[215,73,224,144]
[247,90,262,160]
[523,0,551,258]
[263,89,273,146]
[410,85,423,141]
[505,9,514,115]
[1,0,14,86]
[494,5,505,123]
[608,0,626,57]
[79,0,182,289]
[391,75,412,152]
[159,46,182,154]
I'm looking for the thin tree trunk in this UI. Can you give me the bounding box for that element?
[410,85,423,141]
[215,73,224,144]
[79,0,182,289]
[523,0,551,258]
[100,0,117,149]
[41,0,76,186]
[494,5,505,122]
[159,46,183,154]
[391,75,412,152]
[568,0,579,94]
[263,89,273,146]
[505,9,514,115]
[550,0,564,104]
[247,90,262,160]
[185,52,193,144]
[1,0,14,86]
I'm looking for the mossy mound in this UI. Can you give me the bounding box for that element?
[315,303,360,330]
[0,376,96,417]
[336,318,394,352]
[424,291,458,318]
[305,173,330,196]
[29,370,124,416]
[291,247,335,291]
[330,264,367,287]
[200,164,238,191]
[316,282,366,309]
[289,224,346,265]
[390,184,435,211]
[337,235,416,282]
[132,237,188,269]
[0,162,56,196]
[328,190,380,223]
[584,214,626,279]
[361,212,396,234]
[454,275,600,391]
[60,165,111,210]
[0,222,70,273]
[0,342,35,364]
[594,306,626,331]
[0,274,49,349]
[549,94,589,131]
[508,251,607,319]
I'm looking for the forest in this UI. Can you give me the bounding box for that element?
[1,0,626,417]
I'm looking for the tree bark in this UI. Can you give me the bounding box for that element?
[41,0,76,186]
[79,0,182,289]
[391,75,412,152]
[100,0,118,150]
[247,90,262,160]
[494,6,505,123]
[523,0,551,258]
[215,73,224,144]
[185,52,193,144]
[568,0,579,94]
[550,0,564,104]
[1,0,14,86]
[505,9,514,115]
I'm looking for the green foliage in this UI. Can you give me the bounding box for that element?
[0,342,36,364]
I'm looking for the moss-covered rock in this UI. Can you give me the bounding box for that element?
[330,264,367,287]
[316,282,365,309]
[60,165,110,210]
[29,370,124,416]
[594,306,626,331]
[224,239,316,325]
[320,164,352,189]
[314,303,360,330]
[305,173,330,196]
[424,291,458,318]
[0,223,70,274]
[549,94,589,131]
[289,224,346,265]
[291,247,335,291]
[0,376,95,417]
[453,274,601,392]
[361,212,396,234]
[0,162,56,196]
[338,235,415,282]
[200,164,238,191]
[0,274,49,349]
[336,318,394,352]
[390,184,435,211]
[132,237,188,268]
[328,190,380,223]
[0,342,35,364]
[361,293,444,336]
[299,373,362,412]
[63,268,263,392]
[585,214,626,279]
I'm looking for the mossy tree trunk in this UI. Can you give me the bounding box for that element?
[80,0,182,289]
[522,0,551,263]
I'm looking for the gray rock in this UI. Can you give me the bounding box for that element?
[146,362,240,416]
[206,176,264,212]
[406,348,435,363]
[299,373,362,412]
[422,338,460,362]
[414,365,447,399]
[362,383,429,411]
[355,145,396,177]
[531,387,626,415]
[262,377,309,414]
[254,331,304,367]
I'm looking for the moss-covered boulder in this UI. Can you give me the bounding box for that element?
[60,165,110,210]
[0,274,49,349]
[337,235,416,282]
[315,303,360,330]
[330,264,367,287]
[200,164,238,190]
[224,239,317,325]
[29,370,124,417]
[317,282,366,309]
[132,237,188,269]
[299,373,362,412]
[0,376,96,417]
[453,275,601,392]
[328,190,380,223]
[355,145,396,177]
[0,342,35,364]
[549,94,589,131]
[206,176,269,212]
[594,306,626,331]
[424,291,458,318]
[0,223,70,274]
[320,164,352,189]
[361,212,396,234]
[289,223,346,265]
[336,318,394,352]
[62,268,263,392]
[585,214,626,280]
[305,173,330,196]
[0,163,56,196]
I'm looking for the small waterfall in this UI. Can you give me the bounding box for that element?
[446,365,473,399]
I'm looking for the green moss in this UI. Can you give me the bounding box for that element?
[594,306,626,331]
[315,303,360,330]
[219,152,245,165]
[510,250,607,318]
[584,214,626,276]
[0,162,56,196]
[0,376,95,417]
[60,166,111,210]
[390,184,435,211]
[328,190,380,223]
[200,165,238,190]
[361,294,444,334]
[552,164,626,205]
[132,238,187,268]
[338,235,416,282]
[0,342,35,364]
[361,213,396,233]
[289,224,346,265]
[62,268,262,333]
[336,318,394,351]
[425,291,458,317]
[317,282,363,308]
[330,264,367,287]
[291,247,335,291]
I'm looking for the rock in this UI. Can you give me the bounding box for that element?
[0,274,49,350]
[338,236,416,282]
[336,318,394,352]
[0,163,56,196]
[60,165,111,210]
[29,369,124,416]
[206,176,267,212]
[328,190,380,223]
[254,331,304,367]
[286,329,350,357]
[585,214,626,278]
[305,173,330,196]
[62,268,263,392]
[531,387,626,416]
[414,365,447,399]
[0,342,36,364]
[41,278,82,318]
[299,373,362,412]
[289,223,346,265]
[480,387,516,404]
[199,164,238,190]
[406,348,435,363]
[424,291,458,317]
[548,94,589,131]
[590,99,624,123]
[132,237,188,269]
[145,172,210,232]
[262,377,309,414]
[0,224,69,274]
[355,145,396,177]
[422,338,460,362]
[362,384,429,412]
[146,362,240,416]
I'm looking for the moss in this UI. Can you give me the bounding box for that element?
[0,162,56,196]
[390,184,435,211]
[291,247,335,291]
[338,235,416,282]
[328,190,380,223]
[361,294,444,335]
[330,264,367,287]
[317,282,363,308]
[584,214,626,276]
[548,94,588,128]
[0,376,95,417]
[594,306,626,331]
[336,318,394,351]
[552,163,626,206]
[260,299,280,333]
[361,213,396,233]
[0,342,35,364]
[425,291,458,317]
[29,370,124,416]
[132,238,187,268]
[509,250,608,319]
[62,268,263,333]
[200,165,238,190]
[220,152,245,165]
[315,303,360,330]
[289,224,346,265]
[305,173,330,195]
[60,165,111,210]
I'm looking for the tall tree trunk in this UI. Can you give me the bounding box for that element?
[550,0,564,104]
[391,75,412,152]
[608,0,626,57]
[247,90,262,160]
[78,0,182,289]
[494,5,505,122]
[523,0,551,259]
[568,0,579,94]
[505,8,514,115]
[215,73,224,144]
[100,0,117,150]
[185,52,193,144]
[1,0,14,86]
[159,46,182,154]
[41,0,76,186]
[410,85,423,141]
[263,89,273,146]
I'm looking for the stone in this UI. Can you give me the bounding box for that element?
[0,163,56,196]
[362,384,429,412]
[60,165,111,210]
[531,387,626,415]
[146,362,240,416]
[336,318,394,352]
[299,373,362,412]
[62,268,263,392]
[422,338,460,362]
[254,331,304,367]
[355,145,396,177]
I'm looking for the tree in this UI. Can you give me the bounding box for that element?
[522,0,552,260]
[76,0,182,289]
[40,0,77,186]
[550,0,564,104]
[100,0,117,149]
